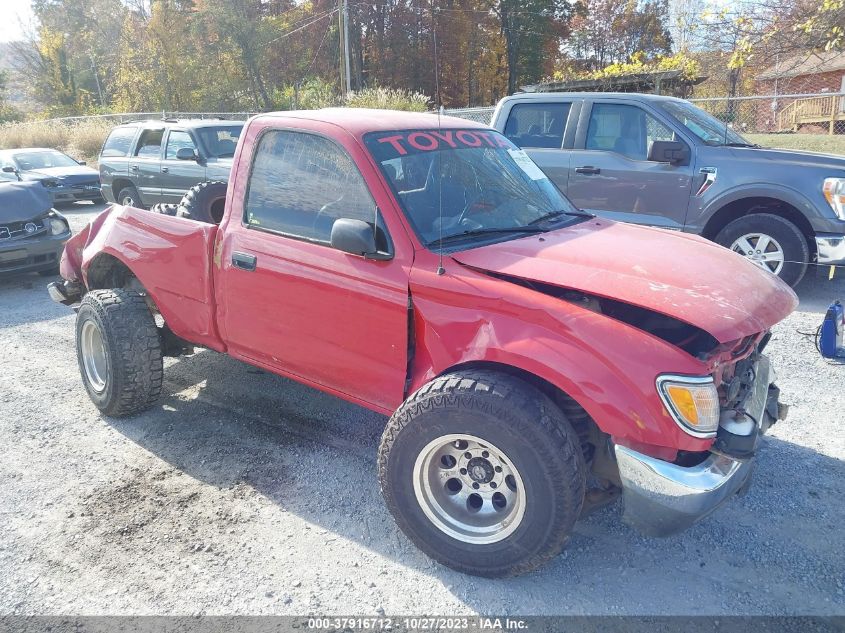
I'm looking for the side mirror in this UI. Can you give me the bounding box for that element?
[2,166,16,173]
[330,218,385,259]
[176,147,198,161]
[78,160,87,165]
[648,140,690,165]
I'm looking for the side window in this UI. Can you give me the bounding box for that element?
[245,130,384,247]
[585,104,675,160]
[165,130,196,160]
[134,129,164,158]
[101,127,137,158]
[504,103,570,149]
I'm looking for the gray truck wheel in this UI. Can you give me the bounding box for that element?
[116,185,143,209]
[378,370,586,577]
[76,289,163,416]
[715,213,809,287]
[176,181,227,224]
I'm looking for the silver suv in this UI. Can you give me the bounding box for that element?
[99,119,244,209]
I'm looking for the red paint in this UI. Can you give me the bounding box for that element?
[60,109,797,454]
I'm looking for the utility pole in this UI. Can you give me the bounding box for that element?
[343,0,352,95]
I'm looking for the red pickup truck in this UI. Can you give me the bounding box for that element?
[50,109,797,577]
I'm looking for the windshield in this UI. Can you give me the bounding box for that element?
[660,100,750,146]
[195,125,243,158]
[364,129,581,249]
[13,150,79,170]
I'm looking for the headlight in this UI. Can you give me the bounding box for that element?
[41,179,59,189]
[50,217,69,235]
[823,177,845,220]
[656,375,720,437]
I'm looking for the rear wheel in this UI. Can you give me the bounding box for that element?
[715,213,809,287]
[76,289,163,416]
[116,185,143,209]
[378,370,586,577]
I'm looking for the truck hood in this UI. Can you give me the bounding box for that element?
[701,145,845,171]
[451,218,798,343]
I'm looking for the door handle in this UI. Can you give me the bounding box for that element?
[161,167,169,173]
[231,251,257,271]
[130,164,139,171]
[574,166,601,175]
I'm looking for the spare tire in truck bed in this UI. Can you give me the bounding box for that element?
[176,181,228,224]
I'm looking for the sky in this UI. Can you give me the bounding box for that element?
[0,0,36,43]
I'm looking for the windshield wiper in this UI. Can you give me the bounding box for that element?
[428,226,544,247]
[721,141,761,148]
[528,209,594,224]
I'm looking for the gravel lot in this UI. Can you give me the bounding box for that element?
[1,202,843,616]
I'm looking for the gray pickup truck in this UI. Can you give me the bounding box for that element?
[98,118,244,209]
[491,92,845,286]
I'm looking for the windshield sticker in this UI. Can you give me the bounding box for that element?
[507,149,547,181]
[367,129,513,160]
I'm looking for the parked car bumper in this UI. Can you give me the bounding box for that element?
[614,354,779,537]
[47,184,103,205]
[0,231,70,276]
[815,233,845,265]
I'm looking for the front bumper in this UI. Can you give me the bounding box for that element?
[0,231,69,275]
[615,354,779,537]
[48,184,103,204]
[815,233,845,265]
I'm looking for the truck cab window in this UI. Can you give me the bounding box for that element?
[244,130,383,246]
[586,104,674,160]
[135,129,164,158]
[504,103,570,149]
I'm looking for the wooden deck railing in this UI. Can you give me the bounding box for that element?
[777,94,845,134]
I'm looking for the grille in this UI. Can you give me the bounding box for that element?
[0,219,48,241]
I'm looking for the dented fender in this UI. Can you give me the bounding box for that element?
[60,205,225,351]
[407,250,719,454]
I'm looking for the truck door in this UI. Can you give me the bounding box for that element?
[567,101,693,230]
[160,129,206,202]
[129,128,165,206]
[501,100,575,193]
[217,128,410,412]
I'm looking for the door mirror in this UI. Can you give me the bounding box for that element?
[330,218,384,258]
[175,147,198,161]
[2,166,16,173]
[78,160,87,165]
[648,140,690,165]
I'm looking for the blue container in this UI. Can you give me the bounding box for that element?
[819,300,844,358]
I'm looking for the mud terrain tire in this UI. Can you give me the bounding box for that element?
[150,202,180,216]
[378,370,586,577]
[75,289,163,416]
[176,181,227,224]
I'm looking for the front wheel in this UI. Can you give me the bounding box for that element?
[378,370,586,577]
[715,213,809,287]
[76,289,163,416]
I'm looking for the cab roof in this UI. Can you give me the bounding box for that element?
[251,108,489,137]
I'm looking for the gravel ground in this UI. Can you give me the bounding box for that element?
[1,202,843,616]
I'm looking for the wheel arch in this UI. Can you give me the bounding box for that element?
[702,194,816,257]
[112,178,140,205]
[85,251,140,291]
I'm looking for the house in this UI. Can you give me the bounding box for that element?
[755,50,845,134]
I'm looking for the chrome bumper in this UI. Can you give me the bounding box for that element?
[616,354,778,537]
[816,233,845,265]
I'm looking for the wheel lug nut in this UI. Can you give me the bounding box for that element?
[460,468,467,475]
[494,466,502,473]
[472,482,480,489]
[490,482,497,488]
[481,450,489,458]
[464,452,472,459]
